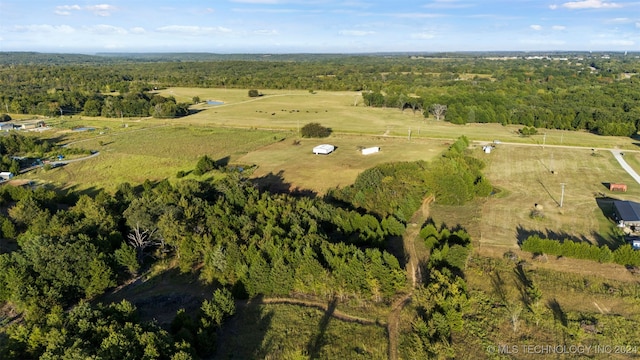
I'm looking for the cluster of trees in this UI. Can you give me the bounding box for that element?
[0,289,236,359]
[408,224,473,358]
[2,53,640,135]
[521,235,640,266]
[0,168,411,357]
[300,122,331,138]
[0,171,409,314]
[330,136,492,222]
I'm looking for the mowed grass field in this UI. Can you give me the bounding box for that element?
[240,135,449,194]
[431,143,640,250]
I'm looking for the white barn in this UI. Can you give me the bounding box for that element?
[361,146,380,155]
[313,144,335,155]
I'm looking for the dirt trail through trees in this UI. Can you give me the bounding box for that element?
[387,195,433,360]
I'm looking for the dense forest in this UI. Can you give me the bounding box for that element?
[0,128,490,358]
[1,52,640,134]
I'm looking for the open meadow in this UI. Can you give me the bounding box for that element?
[431,143,640,251]
[28,88,640,247]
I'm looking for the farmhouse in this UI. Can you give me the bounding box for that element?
[613,200,640,228]
[313,144,335,155]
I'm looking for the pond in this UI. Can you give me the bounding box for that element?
[206,100,224,106]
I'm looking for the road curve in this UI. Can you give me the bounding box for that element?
[610,150,640,185]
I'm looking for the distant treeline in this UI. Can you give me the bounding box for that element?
[1,53,640,134]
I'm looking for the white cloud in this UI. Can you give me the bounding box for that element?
[392,13,442,19]
[423,0,473,9]
[530,24,542,31]
[552,25,566,30]
[608,17,631,23]
[86,24,127,35]
[636,22,640,28]
[13,24,75,34]
[549,4,558,9]
[55,4,82,16]
[130,27,146,34]
[561,0,622,9]
[156,25,232,35]
[86,4,117,16]
[338,30,375,36]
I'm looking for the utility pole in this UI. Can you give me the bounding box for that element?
[543,133,546,148]
[408,128,412,142]
[560,183,566,207]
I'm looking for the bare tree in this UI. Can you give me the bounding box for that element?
[430,104,448,121]
[127,223,160,263]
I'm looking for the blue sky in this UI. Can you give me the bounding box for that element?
[0,0,639,53]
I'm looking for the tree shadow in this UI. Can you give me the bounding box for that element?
[215,295,275,359]
[547,298,567,327]
[306,297,338,359]
[250,170,318,198]
[516,225,596,246]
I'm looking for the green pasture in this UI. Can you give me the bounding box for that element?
[216,303,387,359]
[240,135,449,194]
[431,144,640,250]
[31,125,289,191]
[156,87,640,150]
[23,88,640,249]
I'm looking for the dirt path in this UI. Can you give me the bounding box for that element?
[387,196,433,360]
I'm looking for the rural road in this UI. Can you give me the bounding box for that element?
[610,150,640,185]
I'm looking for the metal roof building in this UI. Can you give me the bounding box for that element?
[613,200,640,227]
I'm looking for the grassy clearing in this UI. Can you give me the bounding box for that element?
[216,302,387,360]
[240,134,449,195]
[430,144,640,250]
[30,125,288,191]
[158,87,640,150]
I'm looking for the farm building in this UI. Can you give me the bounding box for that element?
[613,200,640,228]
[0,172,14,181]
[313,144,335,155]
[361,146,380,155]
[628,237,640,250]
[609,183,627,192]
[0,123,14,132]
[482,145,492,154]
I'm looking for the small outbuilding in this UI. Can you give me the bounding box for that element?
[361,146,380,155]
[0,172,14,181]
[482,145,492,154]
[609,183,627,192]
[613,200,640,228]
[313,144,335,155]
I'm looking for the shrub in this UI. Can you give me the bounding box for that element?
[248,89,260,98]
[193,155,217,176]
[0,114,11,122]
[300,122,331,138]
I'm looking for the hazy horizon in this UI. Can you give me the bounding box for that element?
[1,0,639,53]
